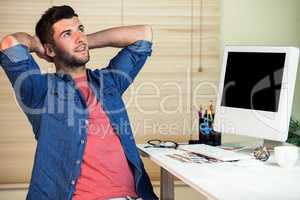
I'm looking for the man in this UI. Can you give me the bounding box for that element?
[0,5,158,200]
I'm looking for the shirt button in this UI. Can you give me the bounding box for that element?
[80,139,85,144]
[76,160,80,165]
[71,180,75,185]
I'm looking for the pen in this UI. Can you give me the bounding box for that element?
[198,106,203,119]
[207,101,213,121]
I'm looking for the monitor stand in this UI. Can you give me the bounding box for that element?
[262,139,286,150]
[220,134,287,151]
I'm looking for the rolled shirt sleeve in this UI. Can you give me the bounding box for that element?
[104,40,153,94]
[0,44,47,110]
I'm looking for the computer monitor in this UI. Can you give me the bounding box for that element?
[213,46,299,142]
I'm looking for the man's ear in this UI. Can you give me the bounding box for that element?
[44,43,56,58]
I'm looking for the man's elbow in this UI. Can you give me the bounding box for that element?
[0,35,18,50]
[142,25,152,42]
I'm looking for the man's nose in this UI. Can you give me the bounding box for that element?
[74,31,85,43]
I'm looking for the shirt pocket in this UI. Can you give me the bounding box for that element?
[47,88,80,121]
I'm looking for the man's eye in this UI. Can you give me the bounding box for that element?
[63,32,71,37]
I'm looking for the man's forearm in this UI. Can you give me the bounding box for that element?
[0,32,38,52]
[87,25,152,50]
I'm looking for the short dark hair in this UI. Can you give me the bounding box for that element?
[35,5,78,45]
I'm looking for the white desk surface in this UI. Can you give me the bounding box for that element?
[138,144,300,200]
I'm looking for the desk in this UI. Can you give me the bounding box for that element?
[138,144,300,200]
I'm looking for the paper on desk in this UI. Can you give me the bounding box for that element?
[165,151,222,164]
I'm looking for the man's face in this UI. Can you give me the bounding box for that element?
[51,16,89,68]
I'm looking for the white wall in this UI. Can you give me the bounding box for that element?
[221,0,300,121]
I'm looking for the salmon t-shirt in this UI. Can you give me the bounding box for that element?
[72,75,137,200]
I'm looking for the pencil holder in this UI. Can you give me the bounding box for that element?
[198,113,221,146]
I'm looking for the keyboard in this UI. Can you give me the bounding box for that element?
[179,144,252,162]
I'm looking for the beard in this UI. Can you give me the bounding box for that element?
[54,45,90,68]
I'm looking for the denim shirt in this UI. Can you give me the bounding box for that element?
[0,40,158,200]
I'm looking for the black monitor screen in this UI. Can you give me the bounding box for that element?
[221,52,286,112]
